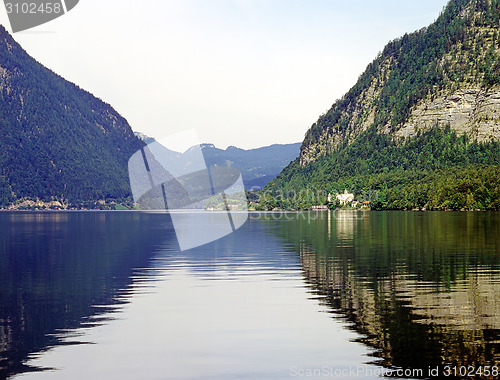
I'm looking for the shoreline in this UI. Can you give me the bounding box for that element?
[0,208,497,213]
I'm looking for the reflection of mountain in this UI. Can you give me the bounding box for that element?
[278,211,500,374]
[392,268,500,330]
[0,212,174,379]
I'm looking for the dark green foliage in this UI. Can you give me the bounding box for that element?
[0,174,14,207]
[265,126,500,210]
[267,0,500,211]
[0,25,144,206]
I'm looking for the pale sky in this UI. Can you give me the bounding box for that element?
[0,0,449,149]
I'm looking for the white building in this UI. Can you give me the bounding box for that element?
[336,189,354,205]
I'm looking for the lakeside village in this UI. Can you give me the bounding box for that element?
[246,189,373,211]
[0,198,135,211]
[2,189,371,212]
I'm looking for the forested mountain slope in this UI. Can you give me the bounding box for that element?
[300,0,500,166]
[0,25,143,208]
[263,0,500,210]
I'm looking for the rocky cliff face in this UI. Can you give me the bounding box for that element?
[393,86,500,141]
[300,0,500,166]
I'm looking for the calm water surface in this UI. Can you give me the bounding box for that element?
[0,211,499,379]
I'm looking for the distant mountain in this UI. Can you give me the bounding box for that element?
[201,143,301,189]
[133,132,155,144]
[264,0,500,211]
[0,21,297,208]
[0,25,144,208]
[134,134,300,190]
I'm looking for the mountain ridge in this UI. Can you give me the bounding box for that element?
[134,133,300,190]
[199,142,301,189]
[299,0,500,166]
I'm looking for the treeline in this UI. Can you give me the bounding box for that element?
[371,165,500,210]
[260,127,500,210]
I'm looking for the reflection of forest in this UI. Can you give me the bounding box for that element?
[284,211,500,375]
[0,212,172,379]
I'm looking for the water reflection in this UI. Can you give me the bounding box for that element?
[0,212,174,379]
[10,212,374,380]
[276,211,500,376]
[333,210,356,242]
[4,211,499,379]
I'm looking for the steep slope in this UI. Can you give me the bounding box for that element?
[264,0,500,210]
[300,0,500,166]
[0,25,143,207]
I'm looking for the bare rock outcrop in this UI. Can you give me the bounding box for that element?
[394,86,500,141]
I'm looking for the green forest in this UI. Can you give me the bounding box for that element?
[260,0,500,211]
[0,25,143,209]
[260,126,500,210]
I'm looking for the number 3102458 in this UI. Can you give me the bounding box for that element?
[5,2,63,14]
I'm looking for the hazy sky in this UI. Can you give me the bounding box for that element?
[0,0,449,150]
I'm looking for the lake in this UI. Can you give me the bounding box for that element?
[1,211,499,379]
